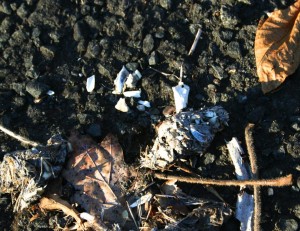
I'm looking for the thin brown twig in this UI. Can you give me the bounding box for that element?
[0,124,40,147]
[245,123,261,231]
[154,173,292,187]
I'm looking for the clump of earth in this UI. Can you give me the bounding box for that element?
[0,0,299,230]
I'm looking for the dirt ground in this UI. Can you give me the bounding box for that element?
[0,0,299,230]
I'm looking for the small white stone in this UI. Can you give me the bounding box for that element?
[268,188,274,196]
[115,98,129,112]
[138,100,151,108]
[86,75,95,92]
[172,82,190,113]
[123,90,141,98]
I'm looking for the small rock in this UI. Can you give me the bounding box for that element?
[203,153,215,165]
[293,204,300,220]
[273,145,285,160]
[247,106,265,123]
[269,120,280,133]
[86,123,102,137]
[210,64,228,80]
[16,3,29,19]
[143,34,154,55]
[26,81,50,99]
[227,41,242,59]
[73,20,88,41]
[86,40,100,58]
[149,51,158,65]
[276,218,298,231]
[0,2,12,14]
[220,5,239,28]
[40,46,56,60]
[159,0,172,10]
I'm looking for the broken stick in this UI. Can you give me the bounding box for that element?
[0,124,40,147]
[245,123,261,231]
[154,173,292,187]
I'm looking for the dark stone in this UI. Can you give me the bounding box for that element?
[73,20,89,41]
[149,51,159,66]
[293,204,300,220]
[269,120,280,133]
[227,41,242,59]
[220,5,239,28]
[0,2,12,15]
[143,34,154,55]
[16,3,30,19]
[276,218,298,231]
[40,46,56,60]
[26,81,50,99]
[86,123,102,137]
[247,106,265,123]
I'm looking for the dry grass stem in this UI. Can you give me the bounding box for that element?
[245,123,261,231]
[0,124,40,147]
[154,173,292,187]
[188,28,202,56]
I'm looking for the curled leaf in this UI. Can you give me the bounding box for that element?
[255,0,300,93]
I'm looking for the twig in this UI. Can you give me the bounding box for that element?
[126,201,139,230]
[0,124,40,147]
[154,173,292,187]
[188,28,202,56]
[245,123,261,231]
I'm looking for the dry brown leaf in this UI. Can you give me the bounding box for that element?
[255,0,300,93]
[63,133,136,227]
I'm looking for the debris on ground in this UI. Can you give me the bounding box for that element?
[141,106,229,169]
[0,133,67,212]
[255,0,300,93]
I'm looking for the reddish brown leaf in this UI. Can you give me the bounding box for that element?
[255,0,300,93]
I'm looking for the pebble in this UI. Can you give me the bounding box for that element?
[203,153,215,165]
[227,41,242,59]
[149,51,158,65]
[276,218,298,231]
[86,123,102,137]
[293,204,300,220]
[40,45,56,60]
[220,5,239,28]
[26,81,50,99]
[273,145,285,160]
[159,0,172,10]
[73,20,88,41]
[143,34,154,55]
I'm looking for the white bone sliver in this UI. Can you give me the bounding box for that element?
[138,100,151,108]
[172,82,190,113]
[113,66,129,94]
[47,90,55,96]
[123,90,141,98]
[137,105,145,111]
[236,192,254,231]
[115,98,129,112]
[80,212,95,221]
[130,193,152,208]
[86,75,95,92]
[226,137,250,180]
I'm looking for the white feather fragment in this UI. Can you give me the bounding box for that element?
[123,90,141,98]
[227,137,254,231]
[113,66,129,94]
[47,90,55,96]
[86,75,95,92]
[80,212,95,221]
[115,98,129,112]
[138,100,151,108]
[172,82,190,113]
[129,193,152,208]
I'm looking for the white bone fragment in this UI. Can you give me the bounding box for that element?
[86,75,95,92]
[130,193,152,208]
[236,192,254,231]
[138,100,151,108]
[125,69,142,89]
[115,98,129,112]
[123,90,141,98]
[268,188,274,196]
[113,66,129,94]
[172,82,190,113]
[47,90,55,96]
[80,212,95,221]
[137,105,145,111]
[226,137,251,180]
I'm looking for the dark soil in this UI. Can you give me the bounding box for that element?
[0,0,299,230]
